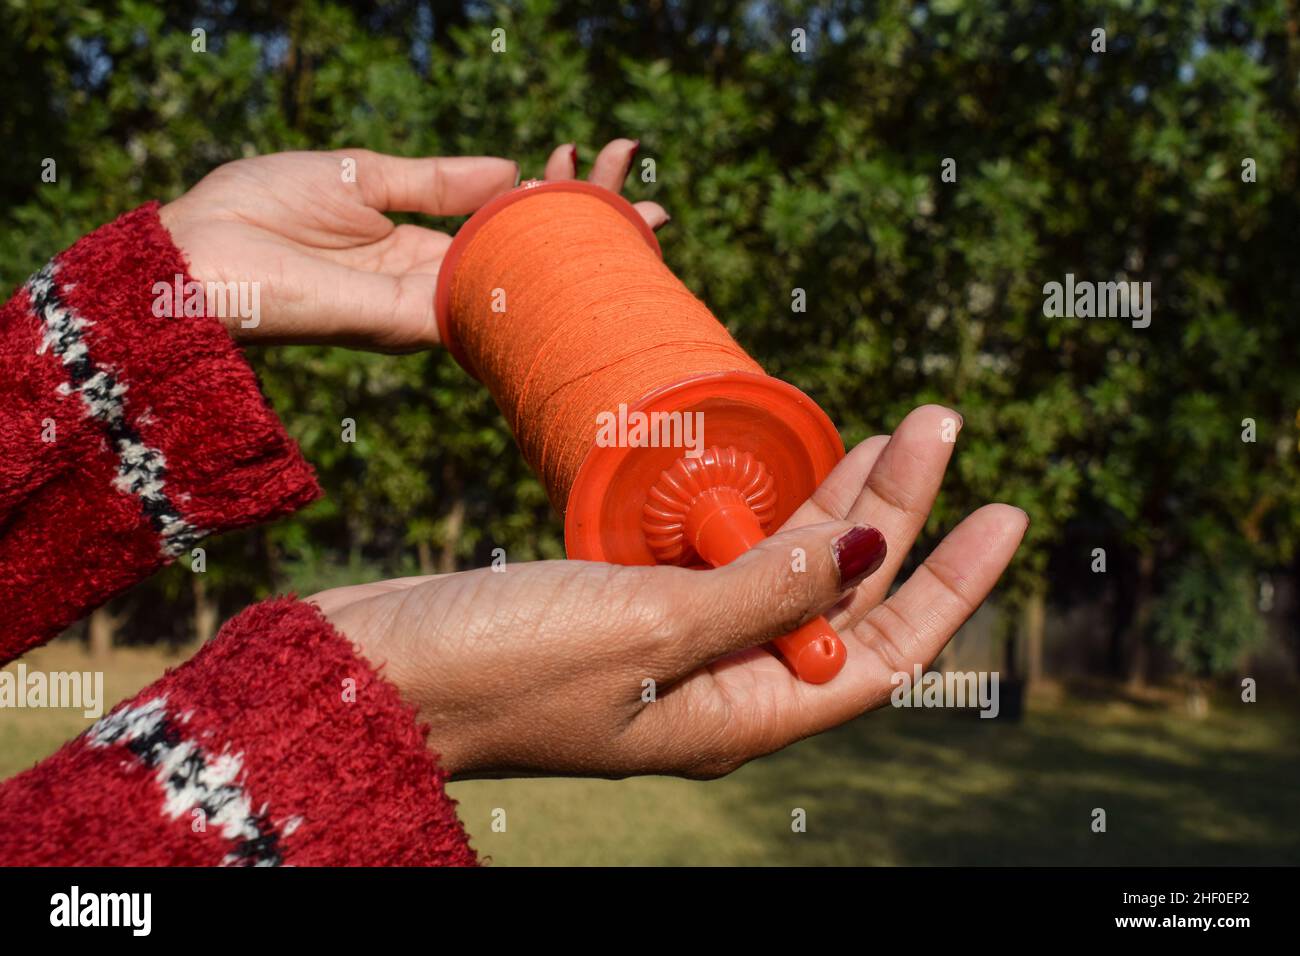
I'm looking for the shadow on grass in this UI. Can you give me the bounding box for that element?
[722,692,1300,865]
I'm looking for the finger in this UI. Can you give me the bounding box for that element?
[347,150,519,216]
[835,405,962,619]
[665,520,887,675]
[649,504,1026,774]
[587,138,638,191]
[241,255,440,351]
[780,434,891,531]
[543,143,579,181]
[793,504,1030,731]
[307,573,452,616]
[633,200,670,230]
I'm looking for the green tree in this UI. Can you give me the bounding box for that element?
[2,0,1295,693]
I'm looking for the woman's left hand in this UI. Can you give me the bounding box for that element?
[159,139,663,352]
[311,405,1027,781]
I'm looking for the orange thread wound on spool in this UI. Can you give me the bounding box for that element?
[449,190,762,509]
[441,181,849,683]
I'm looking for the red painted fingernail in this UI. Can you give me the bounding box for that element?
[833,526,887,590]
[569,144,579,174]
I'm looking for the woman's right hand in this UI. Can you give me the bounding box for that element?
[310,405,1027,780]
[159,139,664,352]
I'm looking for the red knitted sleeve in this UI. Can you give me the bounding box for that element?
[0,202,320,663]
[0,600,478,866]
[0,205,478,865]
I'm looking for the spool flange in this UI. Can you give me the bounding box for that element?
[564,370,844,565]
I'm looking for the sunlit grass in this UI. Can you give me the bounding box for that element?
[0,641,183,778]
[4,643,1296,865]
[451,690,1299,865]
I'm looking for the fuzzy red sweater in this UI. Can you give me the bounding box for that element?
[0,204,477,866]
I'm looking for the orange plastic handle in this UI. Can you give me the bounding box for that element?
[687,491,847,684]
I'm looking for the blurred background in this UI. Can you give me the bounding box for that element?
[2,0,1297,864]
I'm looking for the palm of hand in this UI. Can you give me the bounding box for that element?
[161,150,462,350]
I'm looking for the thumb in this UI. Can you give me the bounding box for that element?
[306,572,451,617]
[678,522,887,671]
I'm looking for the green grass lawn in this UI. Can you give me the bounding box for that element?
[451,690,1300,866]
[5,643,1297,866]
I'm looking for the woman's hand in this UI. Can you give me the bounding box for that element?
[310,405,1028,780]
[159,140,664,352]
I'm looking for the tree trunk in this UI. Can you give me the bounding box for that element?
[87,606,117,660]
[192,573,218,645]
[1000,605,1020,680]
[997,605,1026,721]
[1292,552,1300,681]
[438,497,466,573]
[1125,550,1157,690]
[1105,548,1134,678]
[1022,588,1046,686]
[416,539,435,575]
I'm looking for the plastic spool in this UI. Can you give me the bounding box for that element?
[435,180,848,682]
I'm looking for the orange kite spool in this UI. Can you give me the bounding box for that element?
[434,180,848,683]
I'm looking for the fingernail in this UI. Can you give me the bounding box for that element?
[625,139,640,177]
[512,162,521,188]
[833,526,887,590]
[569,144,579,175]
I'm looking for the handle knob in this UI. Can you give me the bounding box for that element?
[643,447,848,683]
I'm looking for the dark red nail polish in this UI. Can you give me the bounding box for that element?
[569,145,579,174]
[833,526,887,590]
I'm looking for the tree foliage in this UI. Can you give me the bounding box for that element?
[3,1,1295,675]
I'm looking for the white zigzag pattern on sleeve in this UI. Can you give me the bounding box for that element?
[26,261,204,558]
[87,696,291,866]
